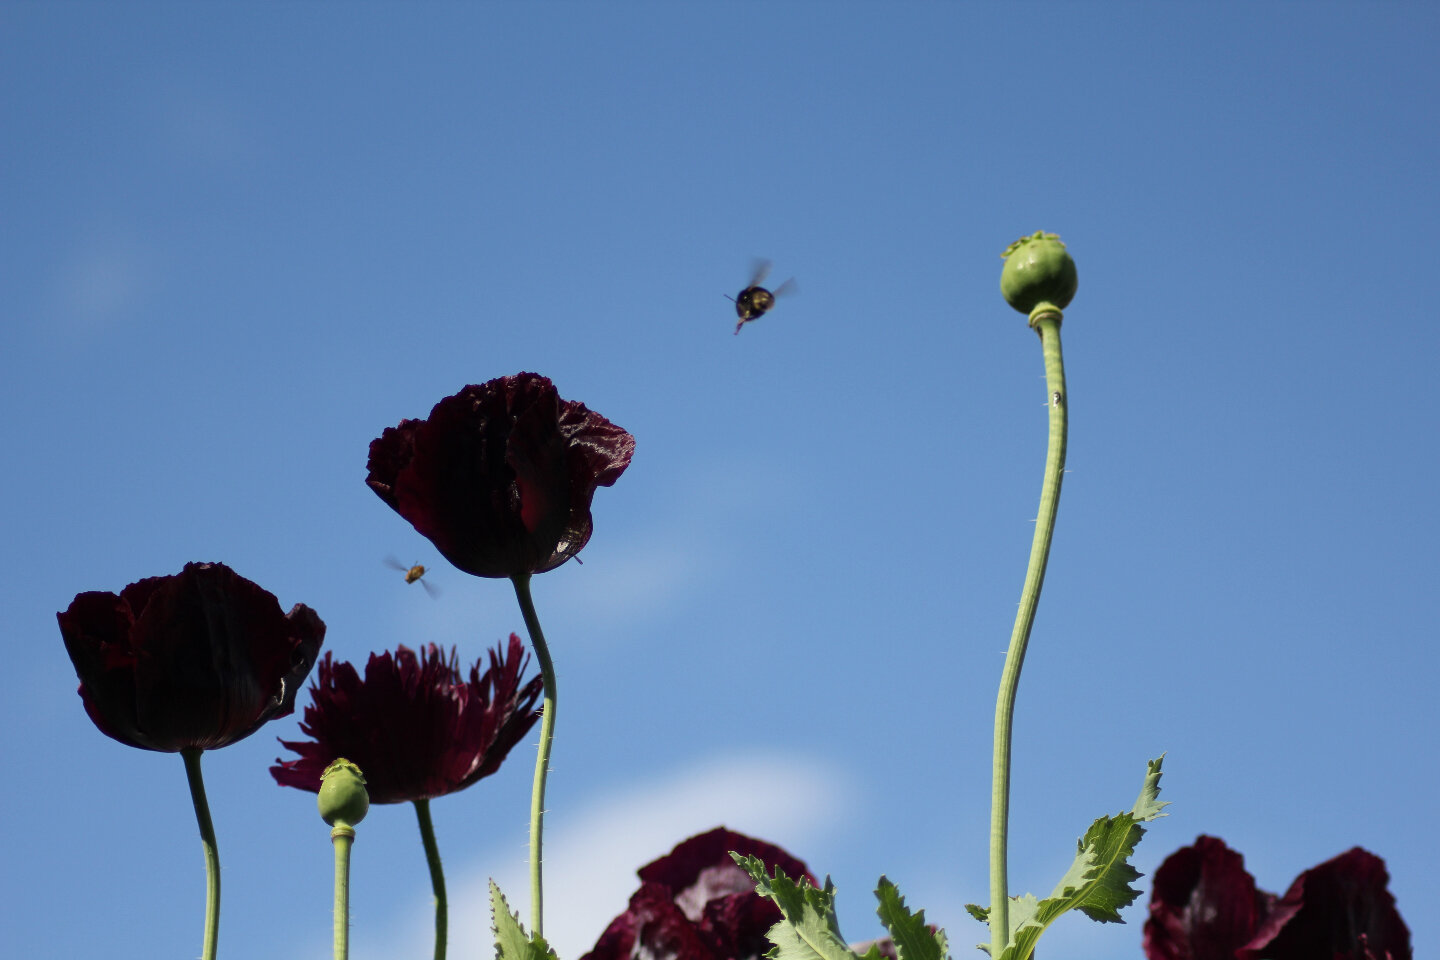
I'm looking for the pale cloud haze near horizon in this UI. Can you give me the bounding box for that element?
[330,753,852,960]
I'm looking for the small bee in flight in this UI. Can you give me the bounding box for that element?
[726,259,796,335]
[385,556,440,598]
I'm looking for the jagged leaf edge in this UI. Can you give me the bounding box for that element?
[490,880,560,960]
[732,853,864,960]
[963,756,1170,960]
[874,876,949,960]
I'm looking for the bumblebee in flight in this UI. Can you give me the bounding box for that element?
[726,260,795,334]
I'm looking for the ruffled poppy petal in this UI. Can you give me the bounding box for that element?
[582,882,714,960]
[582,828,815,960]
[1143,835,1275,960]
[1238,848,1411,960]
[367,373,633,578]
[270,637,542,804]
[463,634,546,785]
[639,827,816,903]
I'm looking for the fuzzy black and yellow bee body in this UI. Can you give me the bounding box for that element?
[726,260,795,334]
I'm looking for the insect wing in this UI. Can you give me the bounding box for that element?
[771,277,797,299]
[747,258,772,289]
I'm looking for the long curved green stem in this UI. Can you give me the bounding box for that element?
[413,799,448,960]
[181,747,220,960]
[512,573,557,938]
[989,312,1068,957]
[331,824,355,960]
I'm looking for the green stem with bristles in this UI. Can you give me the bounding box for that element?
[989,311,1068,957]
[512,573,557,938]
[413,798,448,960]
[182,747,221,960]
[331,824,354,960]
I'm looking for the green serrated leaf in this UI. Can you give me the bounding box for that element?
[873,877,948,960]
[855,944,886,960]
[968,758,1171,960]
[1131,754,1169,823]
[998,895,1044,960]
[731,853,860,960]
[490,881,559,960]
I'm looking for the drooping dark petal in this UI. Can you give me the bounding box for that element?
[59,589,147,745]
[581,882,714,960]
[274,646,463,803]
[557,394,637,491]
[270,653,360,793]
[364,417,420,512]
[58,563,324,753]
[366,373,633,578]
[461,634,545,785]
[271,637,541,804]
[1238,848,1411,960]
[1143,835,1277,960]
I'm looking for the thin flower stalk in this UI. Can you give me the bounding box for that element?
[332,823,354,960]
[182,747,221,960]
[512,572,557,937]
[414,799,448,960]
[988,309,1068,956]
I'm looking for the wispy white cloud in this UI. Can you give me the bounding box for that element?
[53,230,156,335]
[344,751,852,960]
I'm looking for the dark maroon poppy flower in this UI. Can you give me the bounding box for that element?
[1238,848,1411,960]
[1144,836,1411,960]
[270,635,542,804]
[367,373,635,579]
[1143,835,1281,960]
[582,827,816,960]
[58,562,325,753]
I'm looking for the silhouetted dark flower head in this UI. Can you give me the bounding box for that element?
[57,562,325,753]
[582,827,816,960]
[270,636,542,805]
[367,373,635,579]
[1144,836,1411,960]
[1143,835,1280,960]
[1238,847,1411,960]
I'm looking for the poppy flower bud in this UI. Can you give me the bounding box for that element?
[318,758,369,829]
[1000,231,1078,318]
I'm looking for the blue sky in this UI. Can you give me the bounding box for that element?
[3,3,1437,958]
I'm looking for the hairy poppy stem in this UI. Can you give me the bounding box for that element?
[331,824,355,960]
[181,747,221,960]
[512,573,556,938]
[413,799,448,960]
[989,311,1067,957]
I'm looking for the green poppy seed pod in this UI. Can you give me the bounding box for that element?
[1000,231,1078,318]
[318,758,369,828]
